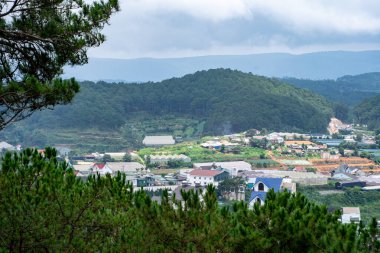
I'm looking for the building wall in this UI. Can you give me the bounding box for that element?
[253,181,270,192]
[214,172,229,182]
[187,175,218,187]
[342,213,361,224]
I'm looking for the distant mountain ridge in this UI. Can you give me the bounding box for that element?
[64,50,380,82]
[283,72,380,106]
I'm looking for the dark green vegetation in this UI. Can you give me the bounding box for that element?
[354,95,380,130]
[0,0,119,129]
[0,116,203,152]
[1,69,332,149]
[1,149,379,252]
[248,159,280,168]
[299,185,380,224]
[284,72,380,107]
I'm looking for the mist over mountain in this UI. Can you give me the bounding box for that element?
[64,51,380,82]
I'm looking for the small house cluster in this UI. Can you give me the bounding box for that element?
[3,119,380,223]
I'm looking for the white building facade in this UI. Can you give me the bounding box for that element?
[187,169,229,187]
[341,207,361,224]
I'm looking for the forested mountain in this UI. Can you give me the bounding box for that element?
[353,95,380,130]
[1,69,332,148]
[283,72,380,106]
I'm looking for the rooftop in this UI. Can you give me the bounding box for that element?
[362,185,380,191]
[107,162,145,172]
[342,207,360,214]
[193,161,251,171]
[255,177,283,192]
[73,164,92,172]
[150,154,189,159]
[249,192,267,203]
[284,140,314,145]
[143,135,175,145]
[95,163,106,169]
[189,169,223,177]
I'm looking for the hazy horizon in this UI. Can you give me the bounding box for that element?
[64,50,380,82]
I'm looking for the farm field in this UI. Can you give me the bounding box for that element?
[138,142,267,163]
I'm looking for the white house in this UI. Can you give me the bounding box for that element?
[142,136,175,146]
[266,134,284,144]
[187,169,229,187]
[90,163,113,175]
[341,207,361,224]
[193,161,252,177]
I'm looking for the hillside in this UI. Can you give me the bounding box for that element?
[64,51,380,82]
[283,72,380,106]
[353,95,380,130]
[0,69,333,150]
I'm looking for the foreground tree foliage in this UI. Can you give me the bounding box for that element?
[0,149,379,252]
[0,0,119,129]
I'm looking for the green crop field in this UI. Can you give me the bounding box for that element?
[138,142,266,163]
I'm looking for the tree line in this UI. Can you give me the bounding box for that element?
[6,69,333,138]
[0,148,379,252]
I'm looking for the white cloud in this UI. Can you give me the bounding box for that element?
[122,0,253,22]
[250,0,380,35]
[88,0,380,58]
[119,0,380,34]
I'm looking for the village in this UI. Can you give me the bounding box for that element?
[1,119,380,224]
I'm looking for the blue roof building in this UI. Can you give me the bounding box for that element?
[248,177,284,208]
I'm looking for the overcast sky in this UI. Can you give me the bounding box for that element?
[88,0,380,59]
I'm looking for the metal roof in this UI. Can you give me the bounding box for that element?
[255,177,283,192]
[249,192,267,203]
[189,169,224,177]
[193,161,252,171]
[107,162,145,172]
[342,207,360,214]
[143,136,175,145]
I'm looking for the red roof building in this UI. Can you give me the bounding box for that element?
[187,169,229,187]
[90,163,113,175]
[189,169,223,177]
[94,163,106,169]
